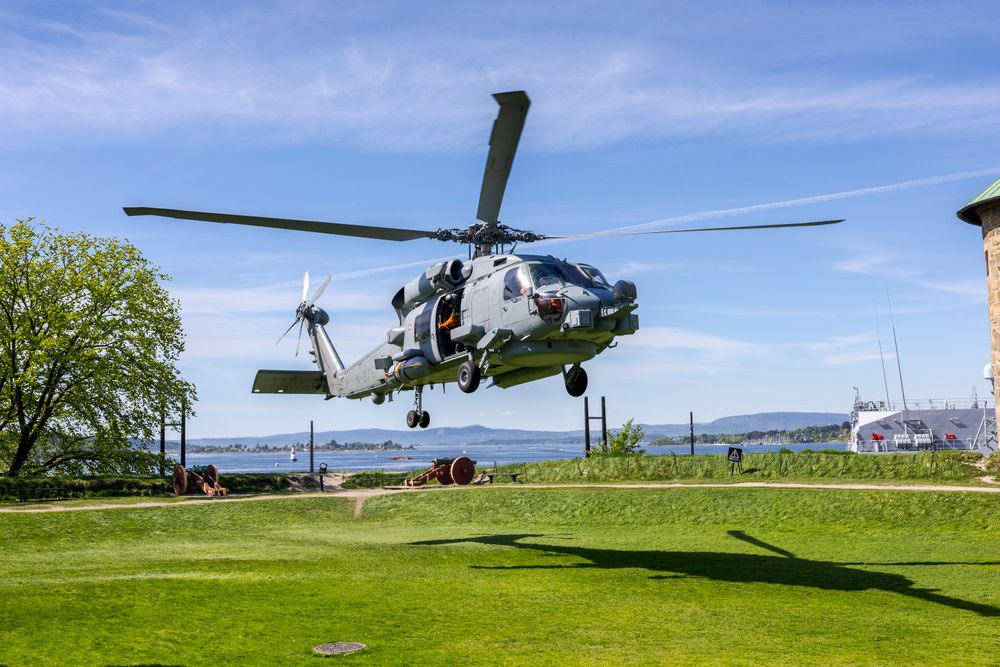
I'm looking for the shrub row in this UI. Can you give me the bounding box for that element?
[0,473,321,501]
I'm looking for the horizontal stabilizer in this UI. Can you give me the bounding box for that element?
[252,370,327,394]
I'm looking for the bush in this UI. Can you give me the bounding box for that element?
[594,418,645,457]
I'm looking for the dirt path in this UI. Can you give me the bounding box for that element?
[2,480,999,514]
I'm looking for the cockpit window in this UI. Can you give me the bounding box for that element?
[578,264,611,288]
[528,262,564,289]
[503,266,530,300]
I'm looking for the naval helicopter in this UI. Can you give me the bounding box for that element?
[125,91,842,429]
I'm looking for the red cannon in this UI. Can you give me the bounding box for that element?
[172,464,228,496]
[405,456,476,487]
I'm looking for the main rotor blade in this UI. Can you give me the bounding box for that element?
[301,271,309,303]
[476,91,530,226]
[307,275,331,306]
[123,207,440,242]
[545,218,844,240]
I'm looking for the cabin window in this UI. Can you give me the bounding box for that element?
[414,308,432,342]
[503,266,529,300]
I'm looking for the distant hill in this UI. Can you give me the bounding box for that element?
[641,412,849,438]
[164,412,848,449]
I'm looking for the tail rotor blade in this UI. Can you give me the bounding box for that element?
[294,320,305,357]
[307,275,331,306]
[301,271,309,303]
[276,318,299,346]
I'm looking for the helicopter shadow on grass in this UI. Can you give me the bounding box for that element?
[409,531,1000,617]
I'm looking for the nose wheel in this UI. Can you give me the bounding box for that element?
[406,386,431,428]
[564,366,588,397]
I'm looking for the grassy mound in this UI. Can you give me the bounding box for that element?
[486,450,984,485]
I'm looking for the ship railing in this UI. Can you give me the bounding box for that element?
[854,398,993,412]
[854,438,978,453]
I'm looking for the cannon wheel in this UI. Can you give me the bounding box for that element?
[450,456,476,486]
[205,464,219,486]
[435,466,454,485]
[172,464,187,496]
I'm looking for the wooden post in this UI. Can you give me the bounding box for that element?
[600,396,608,450]
[584,397,591,458]
[180,397,186,467]
[689,411,695,456]
[159,410,166,477]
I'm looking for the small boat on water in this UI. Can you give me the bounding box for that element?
[290,446,298,462]
[391,455,413,461]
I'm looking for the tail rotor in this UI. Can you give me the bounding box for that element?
[276,271,332,356]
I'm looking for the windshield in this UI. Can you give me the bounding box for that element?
[528,262,565,289]
[578,264,611,288]
[525,261,612,290]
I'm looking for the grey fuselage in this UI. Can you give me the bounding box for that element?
[307,253,639,402]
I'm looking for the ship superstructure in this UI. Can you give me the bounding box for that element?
[850,390,996,454]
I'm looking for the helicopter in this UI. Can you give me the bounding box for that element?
[125,91,842,429]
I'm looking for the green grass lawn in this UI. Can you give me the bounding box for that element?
[1,487,998,665]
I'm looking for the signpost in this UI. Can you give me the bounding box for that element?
[727,447,743,476]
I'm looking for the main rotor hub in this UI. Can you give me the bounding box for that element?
[434,222,544,256]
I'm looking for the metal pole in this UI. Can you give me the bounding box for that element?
[690,411,695,456]
[159,410,166,476]
[180,397,186,468]
[584,397,591,458]
[600,396,608,450]
[310,420,315,473]
[888,295,908,410]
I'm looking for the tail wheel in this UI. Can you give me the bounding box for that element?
[450,456,476,486]
[565,367,588,397]
[406,410,419,428]
[435,467,454,485]
[419,411,430,428]
[457,360,481,393]
[172,464,187,496]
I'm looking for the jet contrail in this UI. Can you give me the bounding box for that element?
[539,165,1000,242]
[329,166,1000,273]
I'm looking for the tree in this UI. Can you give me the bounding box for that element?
[595,418,645,456]
[0,219,195,476]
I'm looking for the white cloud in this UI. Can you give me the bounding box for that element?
[2,7,1000,150]
[832,252,985,299]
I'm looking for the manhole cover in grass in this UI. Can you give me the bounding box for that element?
[313,642,366,656]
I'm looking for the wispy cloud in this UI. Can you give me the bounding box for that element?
[2,7,1000,150]
[833,253,985,298]
[800,331,888,366]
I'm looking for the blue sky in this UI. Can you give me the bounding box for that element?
[2,1,1000,436]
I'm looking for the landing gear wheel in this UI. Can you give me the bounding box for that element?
[435,467,454,485]
[458,360,481,393]
[406,410,419,428]
[450,456,476,486]
[419,411,430,428]
[172,464,187,496]
[565,367,588,397]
